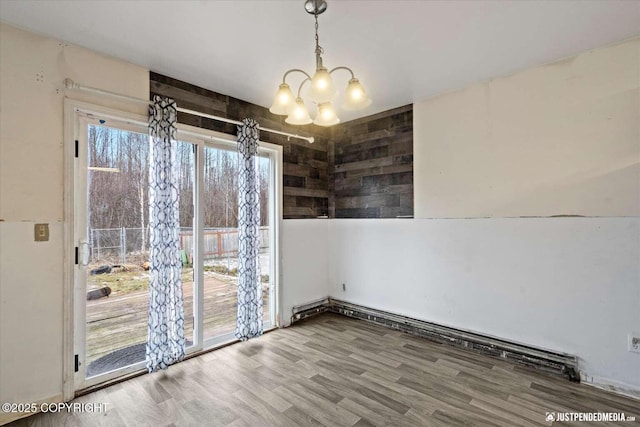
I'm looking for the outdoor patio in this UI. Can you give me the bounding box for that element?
[86,269,270,377]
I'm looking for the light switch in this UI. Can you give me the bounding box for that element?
[34,223,49,241]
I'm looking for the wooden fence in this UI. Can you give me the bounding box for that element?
[179,227,270,260]
[90,227,269,264]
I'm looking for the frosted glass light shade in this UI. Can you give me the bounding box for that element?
[269,83,295,115]
[285,97,312,125]
[307,67,337,104]
[313,102,340,127]
[342,78,371,110]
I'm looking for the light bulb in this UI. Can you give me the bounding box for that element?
[285,97,312,125]
[313,102,340,127]
[308,67,337,104]
[279,91,291,103]
[342,78,371,111]
[293,104,305,119]
[317,76,328,90]
[269,83,294,115]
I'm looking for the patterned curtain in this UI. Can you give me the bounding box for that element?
[146,95,185,372]
[236,118,263,340]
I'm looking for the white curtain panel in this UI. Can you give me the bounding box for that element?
[146,95,186,372]
[236,118,263,340]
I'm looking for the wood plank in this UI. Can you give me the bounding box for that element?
[12,313,640,427]
[333,156,394,173]
[334,194,400,209]
[150,81,228,114]
[283,187,329,198]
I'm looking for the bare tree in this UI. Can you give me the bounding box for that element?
[87,125,271,253]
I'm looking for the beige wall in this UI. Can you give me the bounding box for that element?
[0,23,148,423]
[414,38,640,218]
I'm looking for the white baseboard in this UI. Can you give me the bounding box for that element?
[581,373,640,400]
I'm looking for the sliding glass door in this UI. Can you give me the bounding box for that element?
[75,119,153,384]
[72,106,280,390]
[200,146,275,343]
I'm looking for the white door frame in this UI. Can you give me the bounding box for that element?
[63,99,150,399]
[179,124,282,349]
[66,101,151,392]
[63,99,282,398]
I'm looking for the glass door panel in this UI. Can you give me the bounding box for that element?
[258,154,273,327]
[176,140,195,347]
[84,123,150,379]
[202,146,240,339]
[201,145,273,340]
[78,121,196,384]
[73,108,279,389]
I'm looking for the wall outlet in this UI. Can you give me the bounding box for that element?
[628,333,640,354]
[34,223,49,242]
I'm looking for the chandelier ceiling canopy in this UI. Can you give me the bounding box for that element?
[269,0,372,127]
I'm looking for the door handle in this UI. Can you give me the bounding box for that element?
[79,240,90,267]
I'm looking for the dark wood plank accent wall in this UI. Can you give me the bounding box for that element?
[329,105,413,218]
[150,72,330,219]
[150,72,412,219]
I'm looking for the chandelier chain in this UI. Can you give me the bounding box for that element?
[269,0,371,126]
[314,11,323,55]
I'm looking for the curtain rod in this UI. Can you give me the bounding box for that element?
[63,78,315,144]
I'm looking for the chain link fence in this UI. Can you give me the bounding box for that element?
[89,227,269,265]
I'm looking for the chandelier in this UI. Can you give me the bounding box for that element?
[269,0,371,127]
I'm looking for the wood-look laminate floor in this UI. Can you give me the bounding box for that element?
[9,314,639,427]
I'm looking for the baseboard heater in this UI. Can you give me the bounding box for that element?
[291,298,579,382]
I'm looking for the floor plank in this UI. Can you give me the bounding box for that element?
[8,313,639,426]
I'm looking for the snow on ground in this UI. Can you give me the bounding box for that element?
[205,253,271,274]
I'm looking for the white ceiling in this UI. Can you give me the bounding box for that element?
[1,0,639,122]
